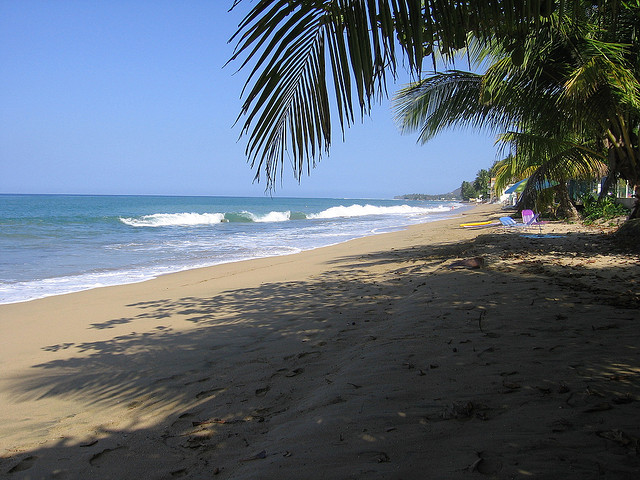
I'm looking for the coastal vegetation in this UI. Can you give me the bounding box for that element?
[394,191,460,201]
[394,10,634,219]
[230,1,639,221]
[395,168,490,201]
[459,168,491,201]
[581,194,630,225]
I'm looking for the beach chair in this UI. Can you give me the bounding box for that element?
[499,214,540,231]
[522,209,544,233]
[521,209,535,224]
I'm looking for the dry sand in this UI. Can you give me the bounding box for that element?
[0,204,639,479]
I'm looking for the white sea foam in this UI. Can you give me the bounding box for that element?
[309,204,447,219]
[253,210,291,222]
[120,212,226,227]
[0,244,305,305]
[119,204,453,227]
[0,269,154,305]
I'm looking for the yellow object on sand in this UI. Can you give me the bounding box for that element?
[459,220,495,227]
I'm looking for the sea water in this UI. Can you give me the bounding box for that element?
[0,195,465,304]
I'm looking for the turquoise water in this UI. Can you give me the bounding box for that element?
[0,194,465,304]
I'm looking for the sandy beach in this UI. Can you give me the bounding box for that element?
[1,204,639,479]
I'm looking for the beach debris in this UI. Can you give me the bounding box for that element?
[467,456,483,472]
[79,439,99,448]
[255,386,270,397]
[240,450,267,462]
[442,401,487,420]
[467,451,503,474]
[447,257,485,269]
[478,309,486,332]
[191,418,243,427]
[612,393,634,404]
[551,418,573,433]
[89,446,127,466]
[477,346,495,357]
[195,388,224,399]
[596,430,640,452]
[377,452,391,463]
[584,402,612,413]
[502,381,521,392]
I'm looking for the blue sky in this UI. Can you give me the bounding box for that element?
[1,1,500,199]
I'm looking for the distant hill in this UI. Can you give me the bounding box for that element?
[395,188,461,201]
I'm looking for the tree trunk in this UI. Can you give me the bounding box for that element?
[630,183,640,219]
[555,182,580,220]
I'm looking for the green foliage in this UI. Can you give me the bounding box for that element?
[231,1,628,188]
[581,194,629,223]
[396,191,460,200]
[460,181,478,200]
[231,0,638,194]
[473,169,491,198]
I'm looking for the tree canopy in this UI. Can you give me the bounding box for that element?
[392,2,640,217]
[229,1,637,219]
[229,1,611,186]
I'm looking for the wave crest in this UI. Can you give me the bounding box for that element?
[120,212,226,227]
[309,204,447,219]
[119,204,450,227]
[120,210,298,227]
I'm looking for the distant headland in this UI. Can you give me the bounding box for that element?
[395,188,461,201]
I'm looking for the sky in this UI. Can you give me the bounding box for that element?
[1,1,500,199]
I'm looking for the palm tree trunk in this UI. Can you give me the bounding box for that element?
[555,182,580,220]
[630,183,640,219]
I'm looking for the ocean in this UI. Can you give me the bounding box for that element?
[0,194,465,304]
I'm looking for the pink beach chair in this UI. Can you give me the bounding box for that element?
[499,213,540,230]
[521,209,535,224]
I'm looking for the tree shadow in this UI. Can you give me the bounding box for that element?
[2,231,639,478]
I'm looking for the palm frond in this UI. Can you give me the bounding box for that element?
[228,0,628,187]
[229,0,426,187]
[394,71,516,143]
[498,130,608,196]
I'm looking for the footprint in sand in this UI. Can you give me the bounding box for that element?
[476,456,503,475]
[8,455,37,473]
[89,446,128,467]
[470,452,503,475]
[255,386,270,397]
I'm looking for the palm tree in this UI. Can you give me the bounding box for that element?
[393,8,640,218]
[228,0,610,188]
[492,133,608,219]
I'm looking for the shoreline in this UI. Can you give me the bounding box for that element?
[1,203,639,479]
[0,204,471,307]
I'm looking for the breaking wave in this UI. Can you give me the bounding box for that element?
[308,203,448,219]
[120,212,226,227]
[119,204,450,227]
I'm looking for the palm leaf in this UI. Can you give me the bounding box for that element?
[228,1,627,187]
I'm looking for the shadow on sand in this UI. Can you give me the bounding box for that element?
[2,230,639,479]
